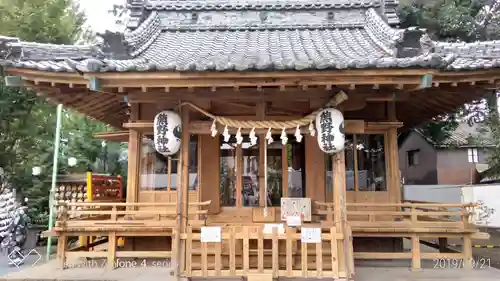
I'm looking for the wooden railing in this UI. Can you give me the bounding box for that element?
[314,201,476,231]
[54,201,211,232]
[181,225,353,279]
[314,201,479,270]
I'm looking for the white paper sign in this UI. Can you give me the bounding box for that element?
[200,227,221,243]
[301,228,322,243]
[263,223,285,234]
[286,215,302,226]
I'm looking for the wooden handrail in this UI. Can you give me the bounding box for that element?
[57,201,211,207]
[315,201,477,208]
[317,210,465,216]
[313,200,474,229]
[66,209,209,216]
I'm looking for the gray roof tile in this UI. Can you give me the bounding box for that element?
[143,0,384,11]
[0,35,103,61]
[0,27,446,72]
[416,123,493,147]
[0,1,499,72]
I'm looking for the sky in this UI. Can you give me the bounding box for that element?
[78,0,124,33]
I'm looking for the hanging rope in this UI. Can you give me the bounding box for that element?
[180,91,347,129]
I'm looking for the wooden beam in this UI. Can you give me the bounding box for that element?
[127,88,413,103]
[338,97,367,111]
[9,67,500,92]
[124,120,369,134]
[93,131,129,142]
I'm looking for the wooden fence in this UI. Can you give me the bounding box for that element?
[315,201,479,270]
[315,201,476,230]
[54,201,211,232]
[51,203,354,279]
[180,225,353,279]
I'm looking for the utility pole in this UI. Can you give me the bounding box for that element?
[46,104,63,261]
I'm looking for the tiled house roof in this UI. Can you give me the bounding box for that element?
[415,122,494,148]
[0,0,499,72]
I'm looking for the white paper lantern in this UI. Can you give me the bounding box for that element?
[315,108,345,154]
[68,157,77,167]
[32,166,41,176]
[154,110,182,156]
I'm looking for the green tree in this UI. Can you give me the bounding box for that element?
[0,0,101,222]
[398,0,500,175]
[398,0,499,140]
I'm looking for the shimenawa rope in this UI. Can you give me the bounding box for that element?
[179,91,347,129]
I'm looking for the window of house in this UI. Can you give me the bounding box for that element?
[140,135,198,191]
[220,134,304,208]
[325,134,387,192]
[325,134,355,191]
[407,149,419,166]
[468,148,479,163]
[220,135,260,207]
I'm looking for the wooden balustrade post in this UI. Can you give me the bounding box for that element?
[463,234,473,269]
[411,206,417,225]
[462,209,473,269]
[327,205,333,222]
[411,234,421,271]
[107,231,117,270]
[111,206,117,221]
[56,235,67,270]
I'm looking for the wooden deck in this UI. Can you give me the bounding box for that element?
[44,201,489,278]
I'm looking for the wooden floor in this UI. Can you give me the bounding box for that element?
[2,259,499,281]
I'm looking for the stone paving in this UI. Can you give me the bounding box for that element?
[0,247,48,277]
[1,260,500,281]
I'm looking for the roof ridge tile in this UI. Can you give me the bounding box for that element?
[142,0,382,11]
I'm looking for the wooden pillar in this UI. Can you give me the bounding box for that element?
[179,107,190,273]
[332,153,346,226]
[259,136,266,207]
[305,135,325,201]
[181,108,190,228]
[387,128,401,203]
[236,146,243,207]
[257,102,266,207]
[386,101,401,203]
[199,135,221,214]
[125,103,141,252]
[126,103,141,205]
[282,144,289,198]
[332,152,348,274]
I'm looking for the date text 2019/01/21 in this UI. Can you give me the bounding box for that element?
[433,258,491,269]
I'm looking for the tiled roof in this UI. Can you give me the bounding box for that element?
[0,36,103,61]
[416,123,493,148]
[0,0,499,72]
[142,0,384,10]
[434,41,500,70]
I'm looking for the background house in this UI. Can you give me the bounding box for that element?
[399,123,492,185]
